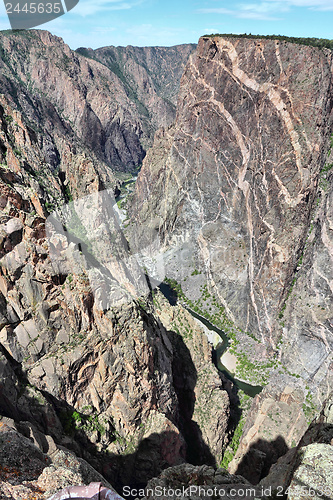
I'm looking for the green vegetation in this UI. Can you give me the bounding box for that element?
[220,392,251,468]
[59,408,106,436]
[45,201,55,212]
[3,114,13,123]
[116,197,127,210]
[0,29,39,40]
[278,275,297,319]
[302,389,317,424]
[163,277,274,384]
[111,423,147,455]
[202,33,333,50]
[57,54,72,72]
[64,184,73,202]
[220,417,245,469]
[191,268,201,276]
[233,352,278,384]
[164,277,235,335]
[164,277,259,344]
[75,47,98,62]
[0,45,10,66]
[80,54,150,118]
[13,148,22,158]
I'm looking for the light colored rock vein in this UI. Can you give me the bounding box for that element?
[187,57,264,339]
[213,38,309,188]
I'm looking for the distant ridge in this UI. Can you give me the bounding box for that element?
[202,33,333,50]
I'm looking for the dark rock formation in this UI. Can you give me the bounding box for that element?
[135,463,252,500]
[129,35,333,398]
[0,417,115,500]
[76,44,196,145]
[2,27,333,500]
[260,391,333,496]
[0,89,230,493]
[228,385,307,482]
[0,30,195,173]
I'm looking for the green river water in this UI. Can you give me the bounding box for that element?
[186,309,263,397]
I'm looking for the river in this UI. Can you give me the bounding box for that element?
[187,308,262,397]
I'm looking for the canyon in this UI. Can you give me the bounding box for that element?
[0,29,333,499]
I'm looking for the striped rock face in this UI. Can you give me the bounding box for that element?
[129,36,333,393]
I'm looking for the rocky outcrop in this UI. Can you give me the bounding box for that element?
[0,417,114,500]
[136,463,252,500]
[278,135,333,398]
[0,30,195,173]
[77,44,196,147]
[288,444,333,500]
[129,35,333,395]
[152,292,230,465]
[2,29,333,499]
[259,391,333,496]
[0,91,230,492]
[228,385,308,483]
[3,387,333,500]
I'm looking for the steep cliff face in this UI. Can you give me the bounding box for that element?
[77,43,196,143]
[0,30,195,173]
[0,93,230,491]
[279,140,333,392]
[228,385,308,483]
[123,388,333,500]
[0,417,115,500]
[129,36,333,394]
[2,29,333,496]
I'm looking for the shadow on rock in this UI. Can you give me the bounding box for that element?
[166,328,216,467]
[0,317,218,494]
[235,436,289,485]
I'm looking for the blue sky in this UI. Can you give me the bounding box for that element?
[0,0,332,49]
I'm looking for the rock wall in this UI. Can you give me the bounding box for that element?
[0,30,195,173]
[129,36,333,395]
[77,43,196,145]
[0,93,230,491]
[279,137,333,398]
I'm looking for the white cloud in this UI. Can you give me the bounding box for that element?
[203,28,221,33]
[77,0,131,17]
[73,0,144,17]
[265,0,333,8]
[239,2,289,12]
[198,6,282,20]
[266,0,333,10]
[199,0,333,19]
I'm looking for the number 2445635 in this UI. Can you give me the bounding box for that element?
[5,3,62,14]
